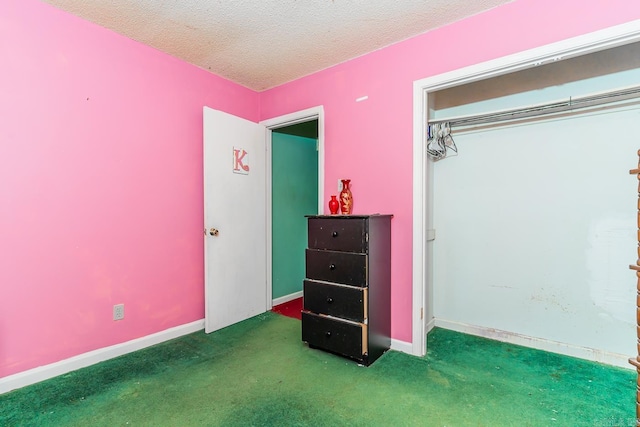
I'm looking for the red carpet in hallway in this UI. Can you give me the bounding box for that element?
[272,297,302,320]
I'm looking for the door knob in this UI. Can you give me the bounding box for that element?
[209,228,219,236]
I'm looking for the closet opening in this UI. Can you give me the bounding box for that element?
[411,21,640,365]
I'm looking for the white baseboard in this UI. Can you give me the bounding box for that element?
[426,317,436,333]
[0,319,205,395]
[389,319,435,358]
[272,291,303,307]
[434,319,633,370]
[390,338,413,354]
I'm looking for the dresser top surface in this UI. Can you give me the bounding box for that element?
[305,214,393,219]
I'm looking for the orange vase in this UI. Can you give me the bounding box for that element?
[339,179,353,214]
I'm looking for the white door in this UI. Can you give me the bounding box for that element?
[203,107,267,333]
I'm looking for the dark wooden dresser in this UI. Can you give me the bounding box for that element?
[302,214,392,365]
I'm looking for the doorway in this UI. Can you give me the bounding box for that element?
[261,106,325,309]
[271,121,319,305]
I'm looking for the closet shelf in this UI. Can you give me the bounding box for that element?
[429,84,640,128]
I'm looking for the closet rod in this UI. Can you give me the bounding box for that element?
[429,85,640,128]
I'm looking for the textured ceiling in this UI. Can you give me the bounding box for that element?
[41,0,512,91]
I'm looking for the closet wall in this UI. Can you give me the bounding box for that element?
[431,42,640,363]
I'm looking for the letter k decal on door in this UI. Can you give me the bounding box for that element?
[233,147,250,174]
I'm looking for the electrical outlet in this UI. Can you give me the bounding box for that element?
[113,304,125,321]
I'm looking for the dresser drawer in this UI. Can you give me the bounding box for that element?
[307,217,367,253]
[303,280,367,322]
[305,249,367,286]
[301,312,367,360]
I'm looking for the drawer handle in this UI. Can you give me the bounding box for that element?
[326,297,333,304]
[325,331,332,338]
[332,231,338,237]
[329,264,336,270]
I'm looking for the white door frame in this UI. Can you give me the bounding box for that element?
[260,106,325,309]
[411,20,640,357]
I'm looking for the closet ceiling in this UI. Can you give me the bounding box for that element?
[42,0,512,91]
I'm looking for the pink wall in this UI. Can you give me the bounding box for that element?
[0,0,259,378]
[259,0,640,342]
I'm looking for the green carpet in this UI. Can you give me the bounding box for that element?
[1,312,635,426]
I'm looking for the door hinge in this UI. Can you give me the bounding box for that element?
[420,308,424,320]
